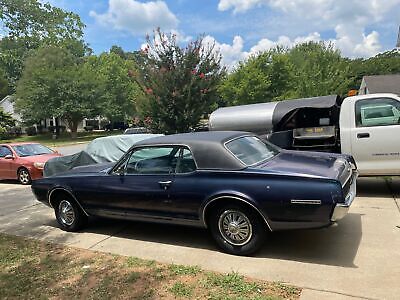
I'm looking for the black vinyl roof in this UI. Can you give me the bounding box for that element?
[133,131,250,170]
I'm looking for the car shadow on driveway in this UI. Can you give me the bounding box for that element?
[41,211,362,268]
[260,213,362,268]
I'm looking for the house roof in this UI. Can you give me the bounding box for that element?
[363,75,400,95]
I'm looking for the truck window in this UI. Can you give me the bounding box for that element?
[355,98,400,127]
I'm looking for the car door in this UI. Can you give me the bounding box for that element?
[167,147,205,221]
[0,145,14,179]
[350,97,400,175]
[90,146,178,218]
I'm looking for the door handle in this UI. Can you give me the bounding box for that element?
[158,180,172,190]
[357,132,370,139]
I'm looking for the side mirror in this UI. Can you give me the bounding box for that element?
[4,154,14,160]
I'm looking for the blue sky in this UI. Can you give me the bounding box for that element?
[49,0,400,67]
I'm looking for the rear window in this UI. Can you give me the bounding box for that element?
[225,136,279,166]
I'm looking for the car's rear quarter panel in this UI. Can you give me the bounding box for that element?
[173,170,342,230]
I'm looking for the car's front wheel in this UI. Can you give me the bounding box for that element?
[54,197,88,232]
[209,204,267,256]
[17,168,31,185]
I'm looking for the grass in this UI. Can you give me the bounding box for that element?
[0,233,301,299]
[1,130,122,147]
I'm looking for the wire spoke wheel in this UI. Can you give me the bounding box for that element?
[218,210,253,246]
[58,200,75,226]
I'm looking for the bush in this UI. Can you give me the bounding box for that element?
[0,126,22,140]
[84,125,94,132]
[8,126,22,136]
[0,126,9,139]
[25,126,37,136]
[48,125,67,133]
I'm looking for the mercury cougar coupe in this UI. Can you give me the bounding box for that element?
[32,131,357,255]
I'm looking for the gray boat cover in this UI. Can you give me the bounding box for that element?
[43,134,163,177]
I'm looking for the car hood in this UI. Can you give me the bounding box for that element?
[20,153,61,163]
[252,150,352,185]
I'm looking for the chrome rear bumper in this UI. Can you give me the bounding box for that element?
[331,172,358,222]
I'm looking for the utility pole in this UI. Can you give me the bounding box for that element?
[397,25,400,48]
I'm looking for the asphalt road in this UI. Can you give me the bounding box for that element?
[0,177,399,299]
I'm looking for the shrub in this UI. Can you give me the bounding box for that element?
[84,125,94,132]
[25,126,37,136]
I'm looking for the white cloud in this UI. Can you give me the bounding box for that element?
[202,35,248,68]
[218,0,265,13]
[217,0,400,57]
[90,0,178,36]
[201,33,322,70]
[249,32,321,54]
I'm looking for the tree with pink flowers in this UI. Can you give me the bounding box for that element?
[132,28,225,134]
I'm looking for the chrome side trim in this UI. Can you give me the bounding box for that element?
[202,195,273,231]
[291,199,321,205]
[48,187,89,216]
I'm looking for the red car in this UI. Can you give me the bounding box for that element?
[0,143,61,185]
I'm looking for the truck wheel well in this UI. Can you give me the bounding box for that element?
[203,197,272,231]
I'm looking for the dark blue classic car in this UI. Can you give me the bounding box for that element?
[32,131,357,255]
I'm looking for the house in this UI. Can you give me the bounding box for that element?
[359,74,400,95]
[0,95,22,122]
[0,95,100,132]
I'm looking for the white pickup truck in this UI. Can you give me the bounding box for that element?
[209,93,400,176]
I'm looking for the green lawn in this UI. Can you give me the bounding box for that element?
[1,130,122,147]
[0,233,301,300]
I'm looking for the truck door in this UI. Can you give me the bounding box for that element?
[350,97,400,175]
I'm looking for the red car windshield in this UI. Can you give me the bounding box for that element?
[12,144,53,157]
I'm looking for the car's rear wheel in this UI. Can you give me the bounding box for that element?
[17,168,31,185]
[209,204,267,256]
[54,197,87,232]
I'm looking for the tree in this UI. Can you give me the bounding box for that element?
[132,29,225,133]
[287,42,352,98]
[0,107,15,139]
[0,67,11,99]
[347,50,400,90]
[15,46,104,138]
[219,42,352,106]
[0,0,87,86]
[87,52,139,126]
[219,49,293,106]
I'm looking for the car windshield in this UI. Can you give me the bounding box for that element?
[12,144,53,157]
[225,136,279,166]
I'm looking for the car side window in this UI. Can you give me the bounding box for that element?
[0,146,12,158]
[176,148,196,174]
[125,147,177,175]
[355,98,400,127]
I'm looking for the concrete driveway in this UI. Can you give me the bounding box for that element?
[53,143,87,155]
[0,177,399,300]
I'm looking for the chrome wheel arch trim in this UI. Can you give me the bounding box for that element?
[202,195,273,232]
[47,187,89,216]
